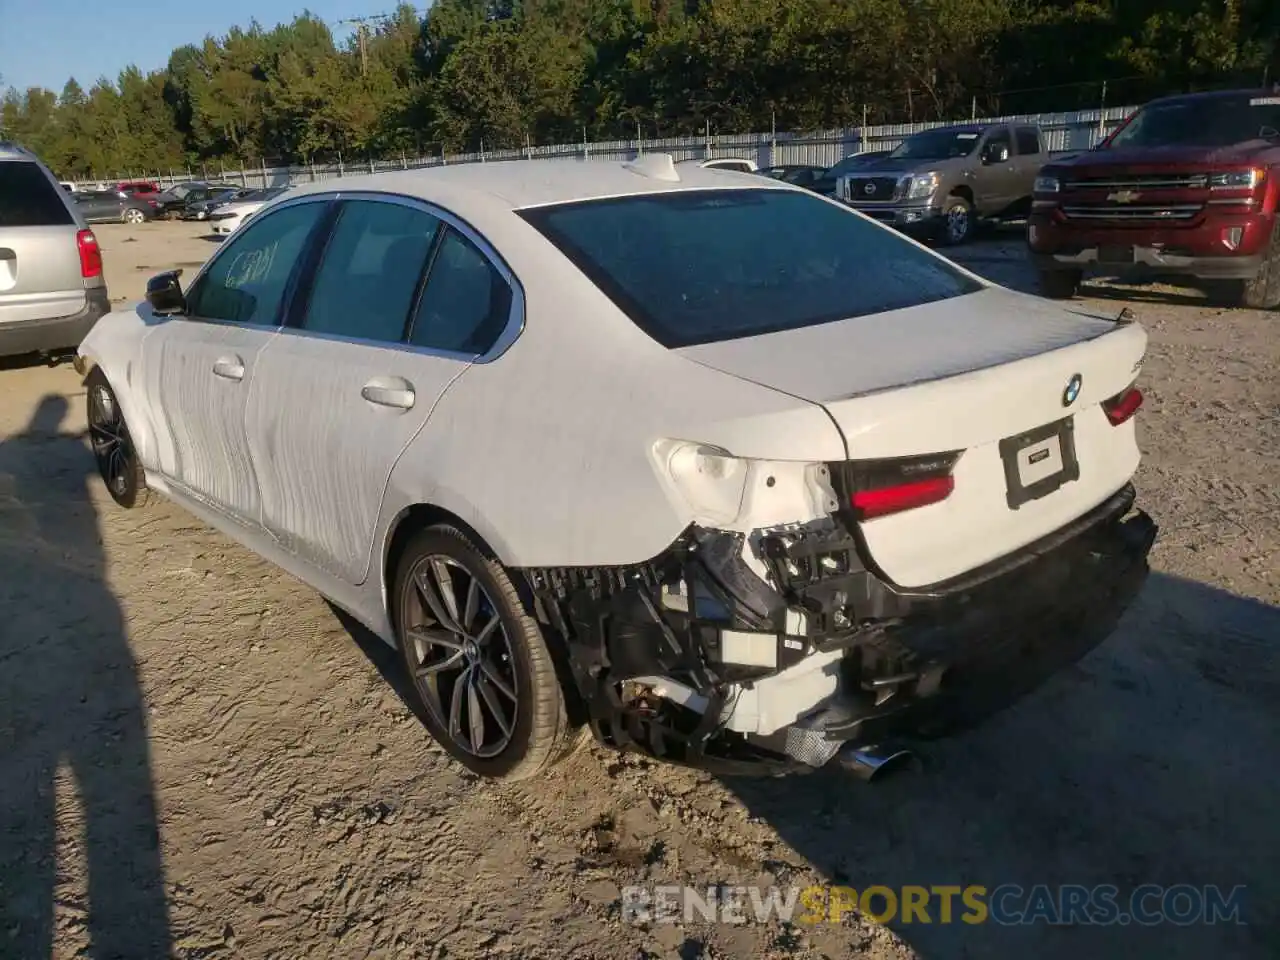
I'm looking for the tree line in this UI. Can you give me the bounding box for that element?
[2,0,1277,178]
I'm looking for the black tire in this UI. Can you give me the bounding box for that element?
[85,367,151,509]
[1204,219,1280,310]
[392,525,572,780]
[938,194,974,246]
[1038,268,1082,300]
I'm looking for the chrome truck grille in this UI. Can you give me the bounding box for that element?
[1061,204,1203,221]
[1063,173,1210,190]
[838,175,901,203]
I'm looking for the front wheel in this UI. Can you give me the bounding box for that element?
[392,525,574,780]
[938,195,974,246]
[122,207,145,224]
[86,368,151,509]
[1204,220,1280,309]
[1038,268,1082,300]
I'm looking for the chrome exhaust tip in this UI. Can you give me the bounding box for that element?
[833,742,921,782]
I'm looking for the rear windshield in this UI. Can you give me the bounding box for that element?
[520,188,981,347]
[0,161,75,227]
[1107,94,1280,148]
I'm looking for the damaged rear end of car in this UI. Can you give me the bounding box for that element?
[512,183,1157,775]
[518,438,1154,776]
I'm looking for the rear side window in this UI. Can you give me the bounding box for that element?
[409,229,511,354]
[0,162,74,227]
[1016,127,1041,154]
[521,189,981,347]
[300,199,439,343]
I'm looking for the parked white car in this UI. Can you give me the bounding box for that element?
[677,156,759,174]
[207,185,292,235]
[76,156,1156,781]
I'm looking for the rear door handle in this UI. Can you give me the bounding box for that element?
[361,377,416,410]
[212,356,245,381]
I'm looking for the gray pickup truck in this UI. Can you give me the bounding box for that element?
[834,122,1051,244]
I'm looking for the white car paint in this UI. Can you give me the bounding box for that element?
[78,156,1152,766]
[676,157,760,174]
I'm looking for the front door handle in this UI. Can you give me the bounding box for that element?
[212,356,245,381]
[361,378,416,410]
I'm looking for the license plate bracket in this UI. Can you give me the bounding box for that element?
[999,417,1080,510]
[1098,244,1135,264]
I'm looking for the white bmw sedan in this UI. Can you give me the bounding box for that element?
[77,156,1156,780]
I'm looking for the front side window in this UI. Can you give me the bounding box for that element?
[408,229,511,355]
[187,201,326,325]
[983,128,1012,157]
[521,188,982,348]
[299,200,439,343]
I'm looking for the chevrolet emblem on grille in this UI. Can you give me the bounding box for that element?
[1107,189,1141,203]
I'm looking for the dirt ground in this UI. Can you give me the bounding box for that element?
[1,220,1277,960]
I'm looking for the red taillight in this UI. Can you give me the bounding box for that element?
[76,229,102,279]
[852,475,955,520]
[1103,386,1143,425]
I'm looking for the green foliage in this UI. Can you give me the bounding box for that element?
[2,0,1277,177]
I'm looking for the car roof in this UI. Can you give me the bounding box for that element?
[0,141,39,163]
[1144,87,1278,106]
[912,123,992,136]
[283,157,786,211]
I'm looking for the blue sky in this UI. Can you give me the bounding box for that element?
[0,0,375,94]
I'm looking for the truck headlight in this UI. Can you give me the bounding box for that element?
[903,172,940,200]
[1033,175,1061,194]
[1209,168,1264,190]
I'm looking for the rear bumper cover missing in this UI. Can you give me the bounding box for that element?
[522,484,1156,774]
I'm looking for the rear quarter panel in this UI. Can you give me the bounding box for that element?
[381,205,846,570]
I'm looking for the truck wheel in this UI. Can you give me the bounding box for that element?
[1206,220,1280,310]
[938,195,974,246]
[1037,269,1082,300]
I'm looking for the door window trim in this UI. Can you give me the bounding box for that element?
[272,190,526,363]
[178,194,336,333]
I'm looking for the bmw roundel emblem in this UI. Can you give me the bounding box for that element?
[1062,373,1083,406]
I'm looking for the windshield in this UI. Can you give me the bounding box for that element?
[824,153,895,178]
[1108,95,1280,148]
[890,129,982,160]
[520,189,981,347]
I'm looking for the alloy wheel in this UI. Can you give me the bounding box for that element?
[124,208,144,224]
[946,205,970,243]
[403,555,520,759]
[88,383,132,497]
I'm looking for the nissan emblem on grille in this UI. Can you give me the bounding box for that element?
[864,181,876,196]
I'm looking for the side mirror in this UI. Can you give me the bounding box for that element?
[983,143,1010,164]
[146,269,186,315]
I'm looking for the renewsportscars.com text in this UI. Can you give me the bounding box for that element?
[621,883,1247,927]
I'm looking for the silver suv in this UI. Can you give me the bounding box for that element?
[0,142,110,358]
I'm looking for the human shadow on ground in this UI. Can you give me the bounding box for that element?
[0,394,171,957]
[723,573,1280,959]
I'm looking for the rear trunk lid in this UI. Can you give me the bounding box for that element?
[0,225,88,324]
[0,159,87,325]
[678,287,1148,587]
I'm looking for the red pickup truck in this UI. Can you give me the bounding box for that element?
[1029,88,1280,309]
